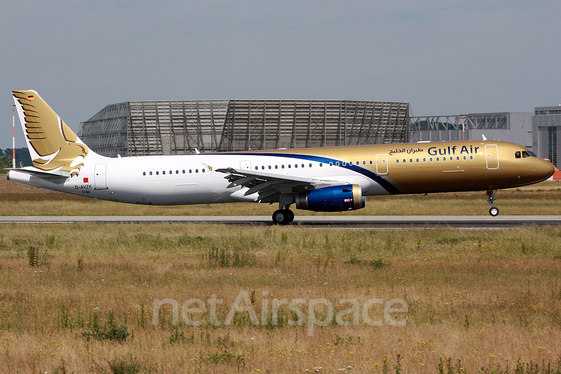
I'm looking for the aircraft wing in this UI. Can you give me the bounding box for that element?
[215,167,344,202]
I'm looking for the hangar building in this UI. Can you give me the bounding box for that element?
[410,112,533,149]
[533,105,561,167]
[78,100,410,157]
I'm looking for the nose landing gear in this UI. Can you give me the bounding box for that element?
[487,190,499,216]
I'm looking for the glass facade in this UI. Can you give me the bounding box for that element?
[548,127,557,167]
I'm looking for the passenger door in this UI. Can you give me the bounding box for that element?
[94,163,108,190]
[485,144,499,170]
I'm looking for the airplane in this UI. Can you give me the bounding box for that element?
[7,90,555,224]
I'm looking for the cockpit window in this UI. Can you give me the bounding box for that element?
[517,150,536,158]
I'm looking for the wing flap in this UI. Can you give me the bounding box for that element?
[216,167,346,203]
[216,168,319,186]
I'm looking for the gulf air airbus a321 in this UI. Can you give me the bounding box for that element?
[7,90,555,224]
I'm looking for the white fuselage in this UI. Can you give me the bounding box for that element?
[8,152,386,206]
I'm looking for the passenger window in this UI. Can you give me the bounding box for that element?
[403,159,406,163]
[309,163,312,167]
[409,159,413,163]
[196,169,199,173]
[423,158,426,162]
[176,170,179,174]
[342,162,347,166]
[329,162,333,166]
[163,171,166,175]
[268,166,271,169]
[288,164,291,168]
[302,164,305,168]
[255,166,258,170]
[275,165,278,169]
[319,163,323,167]
[202,169,205,173]
[282,165,285,169]
[156,171,159,175]
[262,166,265,170]
[396,159,400,164]
[470,156,473,160]
[369,160,373,165]
[416,158,419,163]
[189,169,192,173]
[436,157,440,161]
[182,170,185,174]
[515,151,521,158]
[149,171,153,176]
[463,156,466,161]
[143,172,146,176]
[429,158,433,162]
[295,164,298,168]
[169,170,172,175]
[336,162,340,166]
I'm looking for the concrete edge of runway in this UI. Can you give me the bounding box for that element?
[0,215,560,227]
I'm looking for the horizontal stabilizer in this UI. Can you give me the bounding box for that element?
[7,167,70,178]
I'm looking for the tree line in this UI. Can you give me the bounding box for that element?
[0,148,32,169]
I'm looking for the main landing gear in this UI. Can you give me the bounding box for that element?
[272,209,294,225]
[487,190,499,217]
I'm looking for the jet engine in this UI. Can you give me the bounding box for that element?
[295,184,365,212]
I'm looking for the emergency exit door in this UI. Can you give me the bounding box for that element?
[376,154,388,175]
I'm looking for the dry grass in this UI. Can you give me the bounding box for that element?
[0,223,560,373]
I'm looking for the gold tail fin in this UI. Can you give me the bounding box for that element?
[12,90,89,177]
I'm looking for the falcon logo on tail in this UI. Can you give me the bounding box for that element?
[12,90,89,177]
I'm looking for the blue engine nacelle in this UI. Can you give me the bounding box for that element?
[295,184,365,212]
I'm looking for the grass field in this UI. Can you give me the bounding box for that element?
[1,175,560,373]
[0,223,560,373]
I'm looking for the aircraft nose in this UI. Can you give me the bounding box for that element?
[534,158,555,181]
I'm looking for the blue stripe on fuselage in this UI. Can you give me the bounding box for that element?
[233,152,401,195]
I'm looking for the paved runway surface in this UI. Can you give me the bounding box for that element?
[0,215,560,228]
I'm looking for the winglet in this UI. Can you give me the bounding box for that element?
[12,90,95,177]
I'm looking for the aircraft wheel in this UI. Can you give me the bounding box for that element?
[286,210,294,223]
[489,207,499,217]
[272,210,289,225]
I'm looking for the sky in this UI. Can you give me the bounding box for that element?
[1,0,560,149]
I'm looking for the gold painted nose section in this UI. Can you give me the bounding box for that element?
[533,158,555,182]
